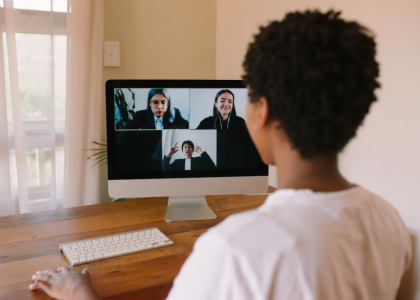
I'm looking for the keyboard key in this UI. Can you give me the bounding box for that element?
[104,248,138,258]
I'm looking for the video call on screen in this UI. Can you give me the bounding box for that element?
[113,87,265,178]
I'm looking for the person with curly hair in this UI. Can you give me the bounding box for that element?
[29,10,411,300]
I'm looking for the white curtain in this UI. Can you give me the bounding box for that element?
[0,0,104,216]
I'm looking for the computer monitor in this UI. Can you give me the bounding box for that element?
[106,80,268,221]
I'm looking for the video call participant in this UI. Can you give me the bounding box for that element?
[196,89,246,130]
[162,141,216,171]
[197,89,261,169]
[124,88,189,129]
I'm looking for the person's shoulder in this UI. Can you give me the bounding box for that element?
[196,208,293,257]
[133,109,148,118]
[173,158,186,166]
[201,116,214,121]
[124,110,148,129]
[358,187,409,231]
[232,115,245,122]
[351,187,401,216]
[231,115,246,127]
[196,116,214,129]
[171,157,184,162]
[172,108,188,125]
[173,107,182,117]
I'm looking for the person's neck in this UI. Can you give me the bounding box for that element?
[271,134,353,192]
[219,113,229,121]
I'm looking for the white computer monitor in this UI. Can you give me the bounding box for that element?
[106,80,268,221]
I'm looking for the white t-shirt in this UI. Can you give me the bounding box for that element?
[166,187,412,300]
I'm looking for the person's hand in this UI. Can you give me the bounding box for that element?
[194,143,204,154]
[167,142,179,157]
[29,266,101,300]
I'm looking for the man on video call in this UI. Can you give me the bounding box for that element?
[162,140,216,171]
[29,10,411,300]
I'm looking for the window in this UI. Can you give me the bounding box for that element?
[1,1,67,212]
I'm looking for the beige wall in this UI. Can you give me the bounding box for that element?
[216,0,420,231]
[100,0,217,202]
[103,0,216,81]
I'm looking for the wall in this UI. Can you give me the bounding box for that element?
[101,0,217,202]
[216,0,420,230]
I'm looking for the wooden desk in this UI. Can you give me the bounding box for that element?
[0,188,274,300]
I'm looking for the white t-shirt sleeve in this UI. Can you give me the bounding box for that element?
[166,229,255,300]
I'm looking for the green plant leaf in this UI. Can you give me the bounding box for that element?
[85,140,108,168]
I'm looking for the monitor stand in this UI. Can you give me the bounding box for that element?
[165,196,217,221]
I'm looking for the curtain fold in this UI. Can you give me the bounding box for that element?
[63,0,104,207]
[0,0,104,216]
[0,3,12,215]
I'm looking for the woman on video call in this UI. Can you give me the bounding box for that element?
[196,89,246,131]
[162,140,216,171]
[124,88,189,129]
[196,89,261,169]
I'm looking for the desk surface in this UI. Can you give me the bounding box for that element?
[0,188,274,300]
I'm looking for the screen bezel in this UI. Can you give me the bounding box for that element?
[106,79,268,180]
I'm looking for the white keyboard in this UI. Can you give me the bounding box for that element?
[59,227,174,266]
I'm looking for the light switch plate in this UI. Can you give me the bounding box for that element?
[104,41,120,67]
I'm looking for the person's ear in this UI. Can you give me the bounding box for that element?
[254,97,270,129]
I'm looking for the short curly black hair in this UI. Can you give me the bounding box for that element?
[242,10,380,158]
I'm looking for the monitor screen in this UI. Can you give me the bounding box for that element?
[106,80,268,182]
